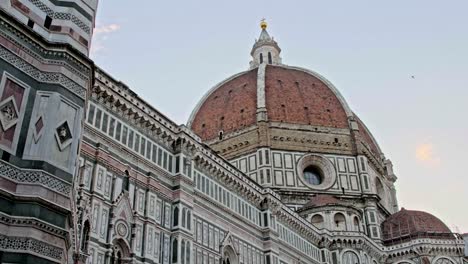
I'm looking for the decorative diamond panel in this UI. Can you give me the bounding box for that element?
[33,115,44,142]
[0,96,19,131]
[54,120,73,151]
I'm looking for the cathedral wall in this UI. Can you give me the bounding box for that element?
[230,149,374,204]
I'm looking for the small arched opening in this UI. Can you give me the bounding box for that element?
[311,214,324,229]
[268,52,272,64]
[185,241,190,264]
[259,53,263,64]
[342,251,360,264]
[110,239,131,264]
[353,216,360,232]
[173,207,179,227]
[181,240,186,264]
[435,258,455,264]
[172,238,178,263]
[181,208,187,228]
[222,245,238,264]
[186,211,192,230]
[334,213,346,231]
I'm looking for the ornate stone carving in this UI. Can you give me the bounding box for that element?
[0,45,86,98]
[0,234,63,260]
[0,96,19,131]
[0,159,71,195]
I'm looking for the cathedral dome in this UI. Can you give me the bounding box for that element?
[381,208,454,245]
[187,22,385,169]
[189,65,351,140]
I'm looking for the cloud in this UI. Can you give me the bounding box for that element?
[90,24,121,56]
[415,142,441,166]
[94,24,121,35]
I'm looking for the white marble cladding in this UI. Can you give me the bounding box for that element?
[277,222,321,262]
[23,91,81,174]
[231,149,364,193]
[193,215,265,264]
[86,101,175,174]
[194,169,262,226]
[82,163,174,263]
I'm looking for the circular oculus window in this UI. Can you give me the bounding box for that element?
[297,154,337,190]
[303,166,323,185]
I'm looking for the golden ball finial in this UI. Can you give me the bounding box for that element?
[260,18,267,30]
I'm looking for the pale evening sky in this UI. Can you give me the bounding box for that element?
[91,1,468,232]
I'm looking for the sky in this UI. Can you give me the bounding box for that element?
[91,1,468,232]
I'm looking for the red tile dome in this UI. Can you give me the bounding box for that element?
[190,65,351,139]
[189,68,258,141]
[381,208,454,245]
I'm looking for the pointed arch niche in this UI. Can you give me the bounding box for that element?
[110,238,131,264]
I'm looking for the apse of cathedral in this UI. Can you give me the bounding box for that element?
[0,1,466,264]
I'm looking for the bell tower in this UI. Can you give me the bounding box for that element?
[0,1,97,263]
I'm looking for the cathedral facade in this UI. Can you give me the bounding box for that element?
[0,2,466,264]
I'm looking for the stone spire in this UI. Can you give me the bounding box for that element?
[250,19,282,69]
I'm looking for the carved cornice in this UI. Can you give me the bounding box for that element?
[327,233,384,260]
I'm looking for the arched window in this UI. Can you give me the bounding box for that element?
[219,131,223,140]
[362,254,369,264]
[181,240,186,264]
[81,221,90,251]
[181,208,187,228]
[334,213,346,231]
[111,239,129,264]
[353,216,360,232]
[342,251,360,264]
[311,214,324,229]
[186,241,190,264]
[435,258,455,264]
[187,211,192,230]
[268,52,272,64]
[185,241,190,264]
[223,245,238,264]
[173,207,179,227]
[259,53,263,64]
[172,238,178,263]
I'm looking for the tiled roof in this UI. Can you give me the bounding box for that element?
[381,208,454,245]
